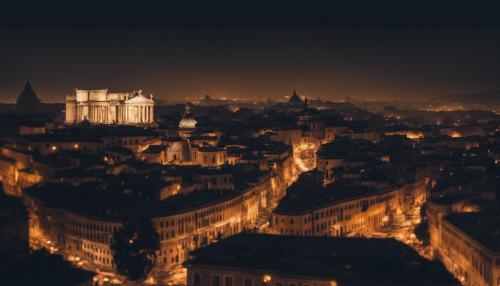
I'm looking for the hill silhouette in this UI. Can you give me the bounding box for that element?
[441,89,500,105]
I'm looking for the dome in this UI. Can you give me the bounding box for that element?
[179,103,197,129]
[17,81,41,105]
[179,118,197,129]
[288,89,302,104]
[17,81,41,113]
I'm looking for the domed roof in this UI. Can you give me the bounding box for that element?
[17,81,41,105]
[17,81,41,113]
[179,103,197,129]
[288,89,302,104]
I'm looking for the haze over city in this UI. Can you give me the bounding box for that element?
[1,29,500,103]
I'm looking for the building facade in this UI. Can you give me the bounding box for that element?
[270,175,429,238]
[23,170,280,273]
[427,202,500,286]
[65,89,154,125]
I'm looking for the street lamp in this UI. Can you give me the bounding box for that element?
[262,274,272,284]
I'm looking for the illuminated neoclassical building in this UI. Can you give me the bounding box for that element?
[65,89,154,125]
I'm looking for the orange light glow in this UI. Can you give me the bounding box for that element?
[406,132,424,140]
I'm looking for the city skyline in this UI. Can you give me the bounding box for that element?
[1,1,500,286]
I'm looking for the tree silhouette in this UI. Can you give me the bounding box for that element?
[111,216,160,281]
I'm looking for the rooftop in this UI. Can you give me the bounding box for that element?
[20,126,158,143]
[445,212,500,253]
[142,145,167,154]
[25,172,246,220]
[274,171,383,214]
[186,233,459,286]
[151,189,240,217]
[0,191,25,217]
[429,195,469,206]
[24,178,165,220]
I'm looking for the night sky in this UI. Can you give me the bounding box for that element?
[1,1,500,103]
[1,29,499,103]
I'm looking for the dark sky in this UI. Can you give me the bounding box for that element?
[1,1,500,103]
[1,29,499,103]
[2,1,500,29]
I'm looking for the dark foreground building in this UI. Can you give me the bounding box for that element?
[184,233,459,286]
[1,249,94,286]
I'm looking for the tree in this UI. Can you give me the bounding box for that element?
[111,216,160,281]
[414,219,430,246]
[414,204,430,246]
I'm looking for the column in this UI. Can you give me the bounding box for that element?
[150,106,154,122]
[128,106,131,123]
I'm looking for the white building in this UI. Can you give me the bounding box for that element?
[65,89,154,125]
[178,103,197,129]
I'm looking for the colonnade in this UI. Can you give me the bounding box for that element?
[76,104,154,124]
[124,105,154,123]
